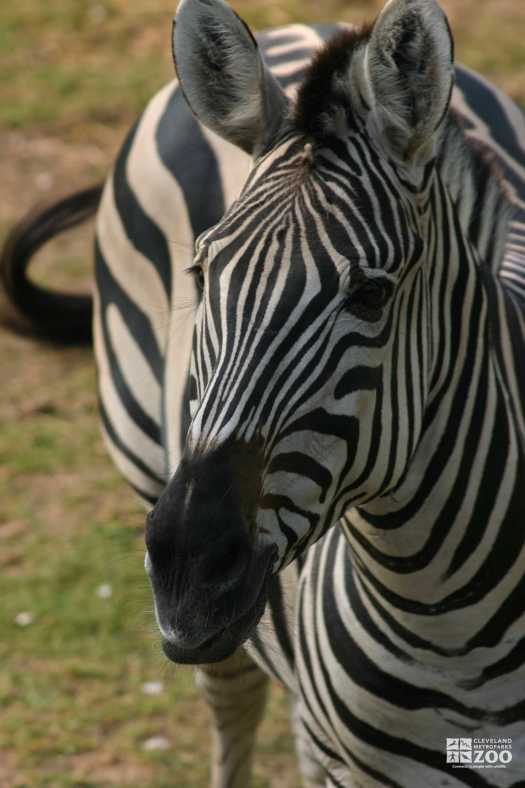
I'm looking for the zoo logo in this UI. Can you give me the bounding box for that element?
[446,738,513,769]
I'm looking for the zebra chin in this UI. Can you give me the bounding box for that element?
[160,580,270,665]
[152,545,275,664]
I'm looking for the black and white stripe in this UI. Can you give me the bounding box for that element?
[94,1,525,784]
[3,1,524,786]
[160,1,524,784]
[93,23,339,507]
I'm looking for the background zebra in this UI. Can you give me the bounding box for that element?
[2,0,525,785]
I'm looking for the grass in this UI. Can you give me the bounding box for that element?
[1,1,523,135]
[0,0,523,785]
[2,518,223,786]
[0,334,297,786]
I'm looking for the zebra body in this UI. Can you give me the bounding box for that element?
[96,5,525,780]
[3,0,524,785]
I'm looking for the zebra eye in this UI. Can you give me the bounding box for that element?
[345,277,393,321]
[353,280,391,309]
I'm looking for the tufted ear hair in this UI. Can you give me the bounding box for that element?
[172,0,288,157]
[355,0,454,165]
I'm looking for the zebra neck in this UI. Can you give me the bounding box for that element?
[340,172,525,662]
[435,113,511,275]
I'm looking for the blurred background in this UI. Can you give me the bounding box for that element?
[0,1,524,785]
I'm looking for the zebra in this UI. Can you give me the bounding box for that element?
[2,0,525,784]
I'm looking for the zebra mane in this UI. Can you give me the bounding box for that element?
[436,111,512,269]
[292,28,511,270]
[293,26,373,140]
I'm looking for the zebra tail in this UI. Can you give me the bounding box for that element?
[0,183,103,345]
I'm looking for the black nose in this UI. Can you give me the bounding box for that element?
[145,440,263,593]
[196,529,251,589]
[144,440,274,659]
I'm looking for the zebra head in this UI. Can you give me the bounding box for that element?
[146,0,454,663]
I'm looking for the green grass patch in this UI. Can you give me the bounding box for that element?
[0,334,298,785]
[0,0,523,784]
[0,0,523,133]
[0,505,209,784]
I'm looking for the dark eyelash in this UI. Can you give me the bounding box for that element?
[184,264,205,291]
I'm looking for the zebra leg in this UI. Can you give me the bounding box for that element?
[290,698,327,788]
[296,731,327,788]
[194,648,269,788]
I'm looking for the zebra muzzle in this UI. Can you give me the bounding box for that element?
[144,441,274,663]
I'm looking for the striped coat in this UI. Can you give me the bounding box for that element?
[2,0,524,785]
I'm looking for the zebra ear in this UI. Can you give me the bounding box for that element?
[173,0,288,156]
[357,0,454,164]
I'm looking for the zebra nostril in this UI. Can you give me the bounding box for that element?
[200,534,250,588]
